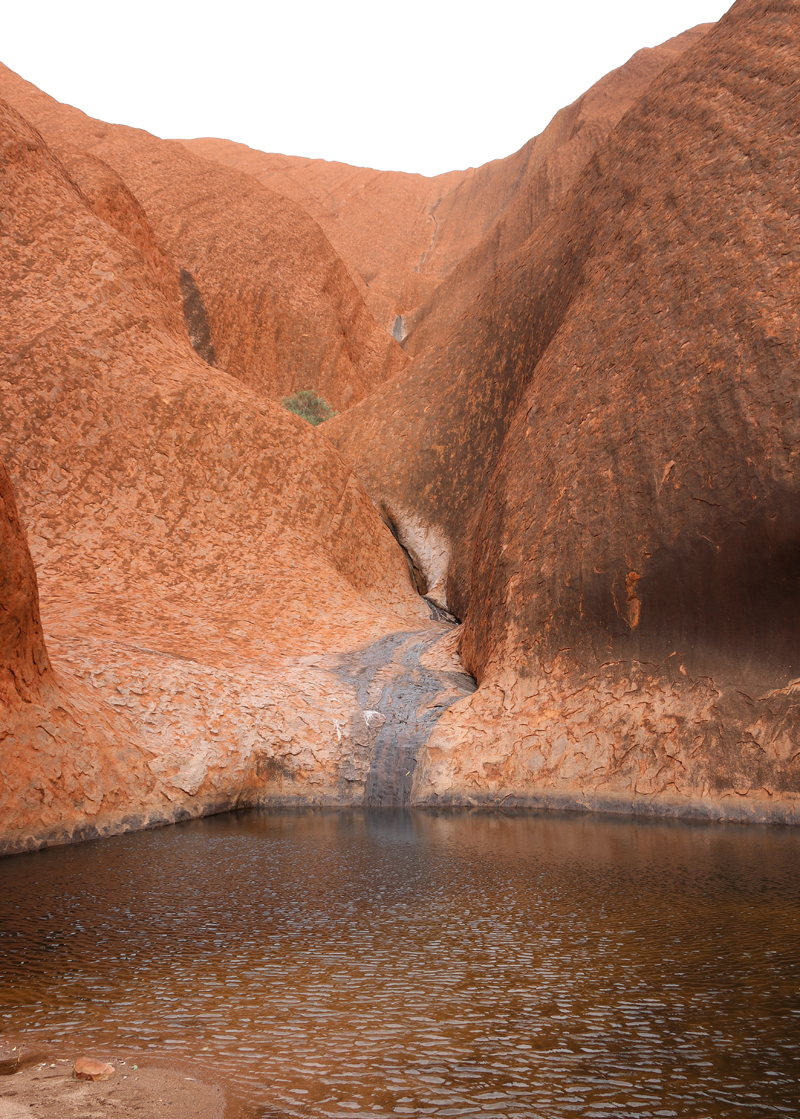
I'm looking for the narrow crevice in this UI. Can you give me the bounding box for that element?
[179,268,216,366]
[423,597,459,624]
[380,506,428,596]
[379,506,461,623]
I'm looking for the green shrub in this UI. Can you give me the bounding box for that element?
[281,389,337,426]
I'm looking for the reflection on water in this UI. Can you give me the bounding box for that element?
[1,809,800,1117]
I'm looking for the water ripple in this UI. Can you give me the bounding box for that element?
[1,809,799,1118]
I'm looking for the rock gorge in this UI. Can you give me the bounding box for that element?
[1,0,799,855]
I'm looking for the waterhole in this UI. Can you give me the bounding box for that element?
[1,809,799,1118]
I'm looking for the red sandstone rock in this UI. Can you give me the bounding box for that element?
[184,25,708,349]
[0,438,161,854]
[2,0,798,844]
[400,25,711,357]
[0,63,407,413]
[405,0,800,819]
[324,27,715,611]
[55,143,183,322]
[0,95,442,855]
[74,1058,115,1081]
[0,456,52,709]
[324,0,800,820]
[178,141,465,336]
[0,450,159,853]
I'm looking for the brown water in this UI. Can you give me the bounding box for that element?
[1,809,800,1118]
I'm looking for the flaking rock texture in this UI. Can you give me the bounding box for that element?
[399,25,711,357]
[0,97,468,854]
[404,0,800,820]
[2,0,800,851]
[0,453,161,850]
[0,456,52,708]
[185,25,707,348]
[325,27,717,611]
[0,63,406,412]
[54,143,183,319]
[179,143,465,338]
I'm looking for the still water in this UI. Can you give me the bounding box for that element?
[1,809,799,1118]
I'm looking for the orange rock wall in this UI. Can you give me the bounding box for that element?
[410,0,800,821]
[55,143,184,322]
[0,449,162,855]
[0,64,406,413]
[402,25,711,356]
[3,0,800,851]
[324,26,714,614]
[179,140,467,335]
[0,96,444,854]
[0,457,52,708]
[185,25,708,350]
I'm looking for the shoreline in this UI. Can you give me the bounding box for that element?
[2,789,799,860]
[0,1046,246,1119]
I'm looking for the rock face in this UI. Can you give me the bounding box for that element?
[179,142,465,338]
[0,96,464,854]
[343,0,800,821]
[184,25,708,349]
[398,25,711,358]
[0,63,406,413]
[0,448,160,854]
[53,143,183,320]
[2,0,799,851]
[0,457,52,709]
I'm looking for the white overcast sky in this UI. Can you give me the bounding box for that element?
[4,0,733,177]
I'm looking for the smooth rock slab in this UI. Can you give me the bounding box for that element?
[73,1058,114,1082]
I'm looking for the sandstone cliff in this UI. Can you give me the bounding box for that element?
[0,451,161,851]
[2,0,798,853]
[184,24,708,348]
[0,64,406,413]
[0,456,54,711]
[0,97,471,854]
[329,0,800,821]
[399,24,712,357]
[177,143,466,337]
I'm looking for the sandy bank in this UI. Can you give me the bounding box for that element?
[0,1056,231,1119]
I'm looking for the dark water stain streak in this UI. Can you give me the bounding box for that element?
[330,624,476,806]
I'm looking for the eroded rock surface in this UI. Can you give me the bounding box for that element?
[0,457,51,710]
[399,25,711,357]
[330,624,477,806]
[2,0,799,849]
[0,450,161,857]
[324,25,713,606]
[0,96,434,854]
[185,25,708,350]
[177,142,467,337]
[0,63,406,413]
[408,0,800,820]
